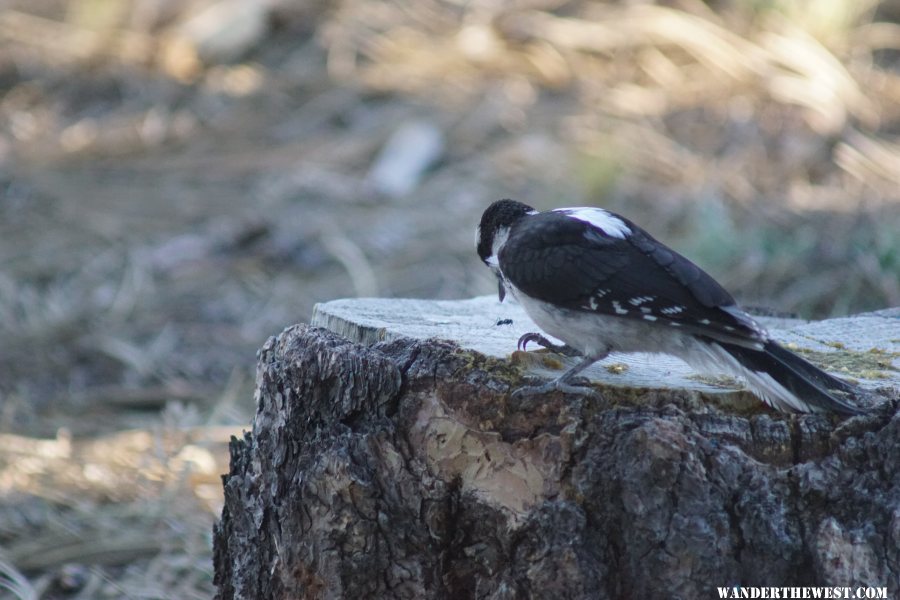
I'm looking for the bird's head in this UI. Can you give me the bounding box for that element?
[476,199,535,267]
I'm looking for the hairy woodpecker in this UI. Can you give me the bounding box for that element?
[476,199,866,415]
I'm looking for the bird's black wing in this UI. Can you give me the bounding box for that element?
[498,211,765,344]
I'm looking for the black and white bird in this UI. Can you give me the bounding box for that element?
[476,198,866,415]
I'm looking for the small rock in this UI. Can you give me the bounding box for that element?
[161,0,269,79]
[368,121,445,198]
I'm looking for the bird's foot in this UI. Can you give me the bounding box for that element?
[511,376,599,399]
[517,332,581,357]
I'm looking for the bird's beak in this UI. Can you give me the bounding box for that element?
[497,277,506,303]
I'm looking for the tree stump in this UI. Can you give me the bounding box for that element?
[213,298,900,599]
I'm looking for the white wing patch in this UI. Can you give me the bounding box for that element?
[554,207,631,240]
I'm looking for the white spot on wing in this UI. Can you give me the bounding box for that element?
[661,306,685,315]
[612,301,628,315]
[643,315,658,321]
[629,296,654,306]
[721,305,768,338]
[554,207,631,239]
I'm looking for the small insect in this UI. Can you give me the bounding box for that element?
[496,318,513,326]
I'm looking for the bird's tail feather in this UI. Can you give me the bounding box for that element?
[699,339,865,415]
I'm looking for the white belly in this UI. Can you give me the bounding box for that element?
[512,289,696,359]
[507,286,806,412]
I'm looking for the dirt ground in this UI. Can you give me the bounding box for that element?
[1,0,899,597]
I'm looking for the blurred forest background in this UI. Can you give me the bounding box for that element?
[1,0,899,597]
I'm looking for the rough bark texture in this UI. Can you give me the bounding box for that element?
[214,323,900,599]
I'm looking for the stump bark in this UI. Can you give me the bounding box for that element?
[213,300,900,599]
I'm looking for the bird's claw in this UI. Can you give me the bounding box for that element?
[516,332,581,356]
[517,332,548,351]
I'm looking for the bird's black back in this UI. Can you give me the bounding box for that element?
[498,210,764,343]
